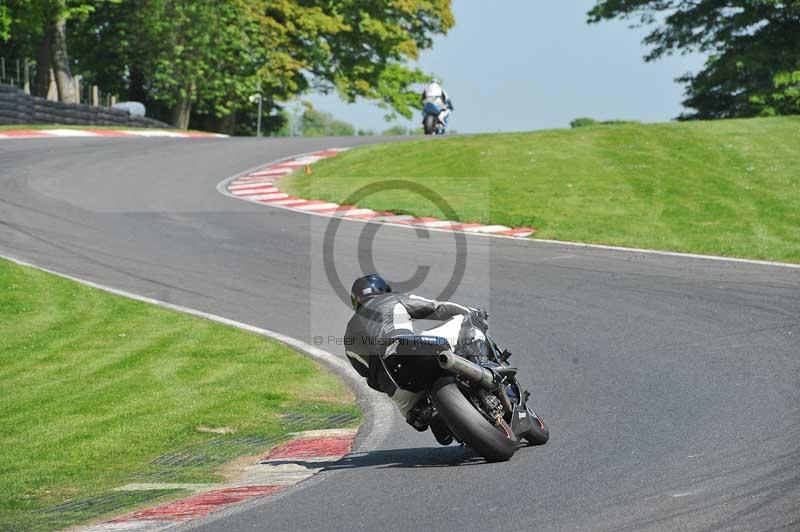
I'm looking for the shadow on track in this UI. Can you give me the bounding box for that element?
[270,441,546,470]
[271,445,492,470]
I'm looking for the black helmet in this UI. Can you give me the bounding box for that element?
[351,274,391,309]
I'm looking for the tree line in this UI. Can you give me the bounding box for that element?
[0,0,453,134]
[589,0,800,119]
[276,102,420,137]
[4,1,797,131]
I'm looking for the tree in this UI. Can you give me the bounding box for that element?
[241,0,454,122]
[6,0,454,131]
[570,117,597,128]
[749,69,800,117]
[588,1,800,119]
[0,1,48,95]
[48,1,79,103]
[570,117,640,128]
[70,0,297,128]
[297,102,355,136]
[382,125,409,135]
[0,5,11,41]
[68,1,143,102]
[331,1,455,119]
[1,0,108,101]
[90,0,452,130]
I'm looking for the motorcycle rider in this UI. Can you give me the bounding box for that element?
[420,78,454,127]
[343,274,488,441]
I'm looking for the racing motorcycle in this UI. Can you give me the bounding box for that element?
[382,318,549,461]
[422,101,450,135]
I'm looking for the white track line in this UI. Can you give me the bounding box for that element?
[463,225,511,233]
[524,238,800,269]
[371,214,416,223]
[229,183,276,191]
[249,193,289,201]
[45,129,100,137]
[293,202,341,211]
[331,208,375,217]
[248,169,292,177]
[270,198,308,206]
[417,220,459,228]
[233,188,280,196]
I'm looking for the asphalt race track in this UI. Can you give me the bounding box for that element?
[1,137,798,532]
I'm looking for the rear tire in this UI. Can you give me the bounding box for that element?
[423,115,435,135]
[431,377,517,461]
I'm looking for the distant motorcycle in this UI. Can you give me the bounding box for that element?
[422,101,450,135]
[381,316,549,461]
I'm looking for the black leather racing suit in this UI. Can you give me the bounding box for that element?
[343,292,480,400]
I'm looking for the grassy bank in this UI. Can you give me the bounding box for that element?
[284,116,800,262]
[0,259,358,531]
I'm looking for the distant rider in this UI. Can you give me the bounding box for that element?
[421,78,454,127]
[343,274,488,442]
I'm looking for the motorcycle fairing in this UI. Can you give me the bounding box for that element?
[380,335,449,392]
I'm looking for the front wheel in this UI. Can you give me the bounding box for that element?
[423,114,436,135]
[431,377,517,461]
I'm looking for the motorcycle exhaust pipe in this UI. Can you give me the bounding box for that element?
[438,351,497,389]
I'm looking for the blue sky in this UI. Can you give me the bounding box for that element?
[308,0,706,134]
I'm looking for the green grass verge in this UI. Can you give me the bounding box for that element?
[283,116,800,263]
[0,258,358,531]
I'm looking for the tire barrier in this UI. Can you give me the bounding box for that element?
[0,84,169,128]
